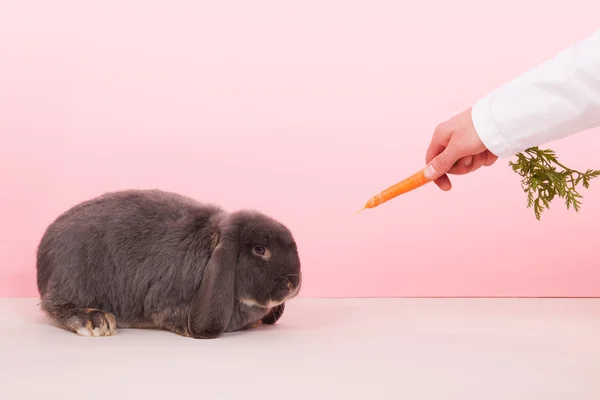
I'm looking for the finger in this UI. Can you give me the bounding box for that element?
[425,124,452,165]
[484,151,499,166]
[433,174,452,191]
[424,148,461,180]
[469,152,488,172]
[425,142,445,166]
[449,151,494,175]
[425,141,465,180]
[447,156,474,175]
[462,156,474,169]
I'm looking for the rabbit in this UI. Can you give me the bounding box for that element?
[36,189,302,339]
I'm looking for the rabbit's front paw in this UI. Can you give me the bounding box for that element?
[66,308,117,337]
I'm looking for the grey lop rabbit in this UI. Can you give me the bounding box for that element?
[36,189,302,339]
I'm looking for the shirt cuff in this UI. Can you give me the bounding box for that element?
[471,94,514,158]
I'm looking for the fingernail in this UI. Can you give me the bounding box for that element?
[463,157,473,167]
[424,164,436,179]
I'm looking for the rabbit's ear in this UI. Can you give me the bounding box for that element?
[188,241,236,339]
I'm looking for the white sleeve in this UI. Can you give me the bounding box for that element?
[471,29,600,158]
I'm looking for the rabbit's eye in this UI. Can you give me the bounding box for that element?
[252,245,271,260]
[253,246,266,256]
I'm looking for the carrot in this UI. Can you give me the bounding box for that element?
[357,167,432,213]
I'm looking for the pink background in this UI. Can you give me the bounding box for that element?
[1,1,599,298]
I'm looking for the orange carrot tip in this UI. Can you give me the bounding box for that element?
[359,167,432,212]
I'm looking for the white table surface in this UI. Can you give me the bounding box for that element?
[1,297,599,400]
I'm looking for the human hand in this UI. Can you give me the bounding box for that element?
[424,107,498,191]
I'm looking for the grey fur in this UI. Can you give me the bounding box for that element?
[36,189,302,339]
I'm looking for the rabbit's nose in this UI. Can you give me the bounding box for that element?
[286,281,293,290]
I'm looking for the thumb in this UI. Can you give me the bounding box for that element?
[424,145,461,180]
